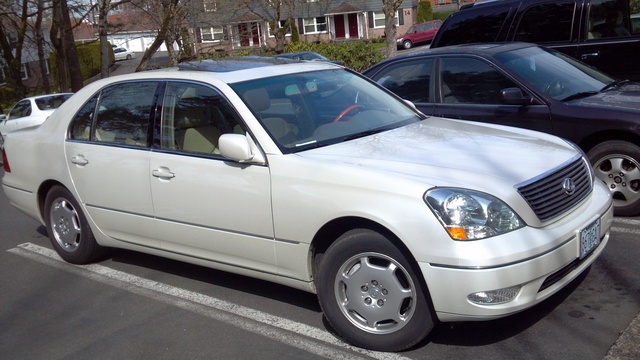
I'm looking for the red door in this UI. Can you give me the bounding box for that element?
[348,14,358,38]
[335,15,346,38]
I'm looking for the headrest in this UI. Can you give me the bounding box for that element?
[243,88,270,113]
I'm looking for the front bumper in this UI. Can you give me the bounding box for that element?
[421,201,614,322]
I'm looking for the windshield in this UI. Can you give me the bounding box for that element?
[496,46,613,100]
[232,69,422,153]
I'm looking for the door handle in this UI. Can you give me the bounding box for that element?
[581,52,600,61]
[152,166,175,179]
[71,155,89,166]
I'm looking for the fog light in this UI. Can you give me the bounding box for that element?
[468,285,522,305]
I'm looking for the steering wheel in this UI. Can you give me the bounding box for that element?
[544,78,565,97]
[332,104,363,123]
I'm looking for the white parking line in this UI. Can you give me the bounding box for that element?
[611,226,640,235]
[612,217,640,226]
[8,243,412,360]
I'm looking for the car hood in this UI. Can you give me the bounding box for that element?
[571,82,640,108]
[299,117,577,192]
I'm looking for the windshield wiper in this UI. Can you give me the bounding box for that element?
[600,79,630,92]
[343,129,385,141]
[561,91,598,101]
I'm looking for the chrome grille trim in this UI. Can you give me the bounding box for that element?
[517,155,593,222]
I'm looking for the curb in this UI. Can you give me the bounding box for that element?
[603,311,640,359]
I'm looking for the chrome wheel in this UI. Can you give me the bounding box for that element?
[593,154,640,208]
[49,197,82,253]
[334,252,417,334]
[317,228,433,351]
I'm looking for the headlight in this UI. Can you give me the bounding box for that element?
[425,188,524,240]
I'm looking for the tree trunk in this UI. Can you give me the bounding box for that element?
[59,0,84,91]
[50,0,69,92]
[136,0,178,72]
[35,0,51,93]
[98,0,111,79]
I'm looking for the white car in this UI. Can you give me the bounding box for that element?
[113,47,135,61]
[1,93,73,135]
[1,58,613,352]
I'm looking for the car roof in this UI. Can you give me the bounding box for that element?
[177,56,301,73]
[364,42,537,73]
[82,57,341,90]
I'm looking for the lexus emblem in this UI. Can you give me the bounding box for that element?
[563,178,576,195]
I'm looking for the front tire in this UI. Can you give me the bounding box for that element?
[587,140,640,216]
[317,229,434,351]
[402,40,413,49]
[44,186,107,264]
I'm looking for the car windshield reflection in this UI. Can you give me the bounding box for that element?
[497,46,613,101]
[232,69,422,153]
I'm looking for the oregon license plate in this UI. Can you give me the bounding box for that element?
[580,219,601,259]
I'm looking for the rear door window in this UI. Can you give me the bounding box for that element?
[435,5,512,46]
[515,1,576,42]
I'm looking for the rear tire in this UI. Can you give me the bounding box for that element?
[317,229,434,351]
[44,186,107,264]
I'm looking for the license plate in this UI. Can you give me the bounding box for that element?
[580,219,601,259]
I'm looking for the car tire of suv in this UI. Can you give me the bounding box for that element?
[44,185,108,264]
[402,40,413,49]
[316,228,434,351]
[587,140,640,216]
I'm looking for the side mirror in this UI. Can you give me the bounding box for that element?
[218,133,265,164]
[500,87,531,106]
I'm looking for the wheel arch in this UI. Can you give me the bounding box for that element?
[37,180,68,221]
[578,130,640,154]
[309,216,432,299]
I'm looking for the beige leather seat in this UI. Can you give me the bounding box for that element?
[243,88,297,142]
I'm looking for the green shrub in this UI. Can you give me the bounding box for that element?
[417,1,434,22]
[284,41,384,72]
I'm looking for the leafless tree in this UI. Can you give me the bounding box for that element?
[236,0,295,53]
[382,0,404,58]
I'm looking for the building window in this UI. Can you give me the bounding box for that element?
[269,20,291,37]
[203,0,217,12]
[373,11,399,28]
[201,26,224,42]
[20,63,29,80]
[303,17,327,33]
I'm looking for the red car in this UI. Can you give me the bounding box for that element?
[397,20,442,49]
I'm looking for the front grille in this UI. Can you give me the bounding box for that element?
[517,156,593,222]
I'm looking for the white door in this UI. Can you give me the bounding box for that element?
[148,81,277,273]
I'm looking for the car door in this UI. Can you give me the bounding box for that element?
[148,81,277,273]
[65,81,159,247]
[367,57,436,115]
[434,56,553,133]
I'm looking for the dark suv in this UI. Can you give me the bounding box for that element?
[430,0,640,81]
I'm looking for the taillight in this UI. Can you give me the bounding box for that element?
[2,148,10,173]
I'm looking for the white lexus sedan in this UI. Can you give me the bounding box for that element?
[1,57,613,352]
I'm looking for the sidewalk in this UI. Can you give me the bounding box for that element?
[604,311,640,359]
